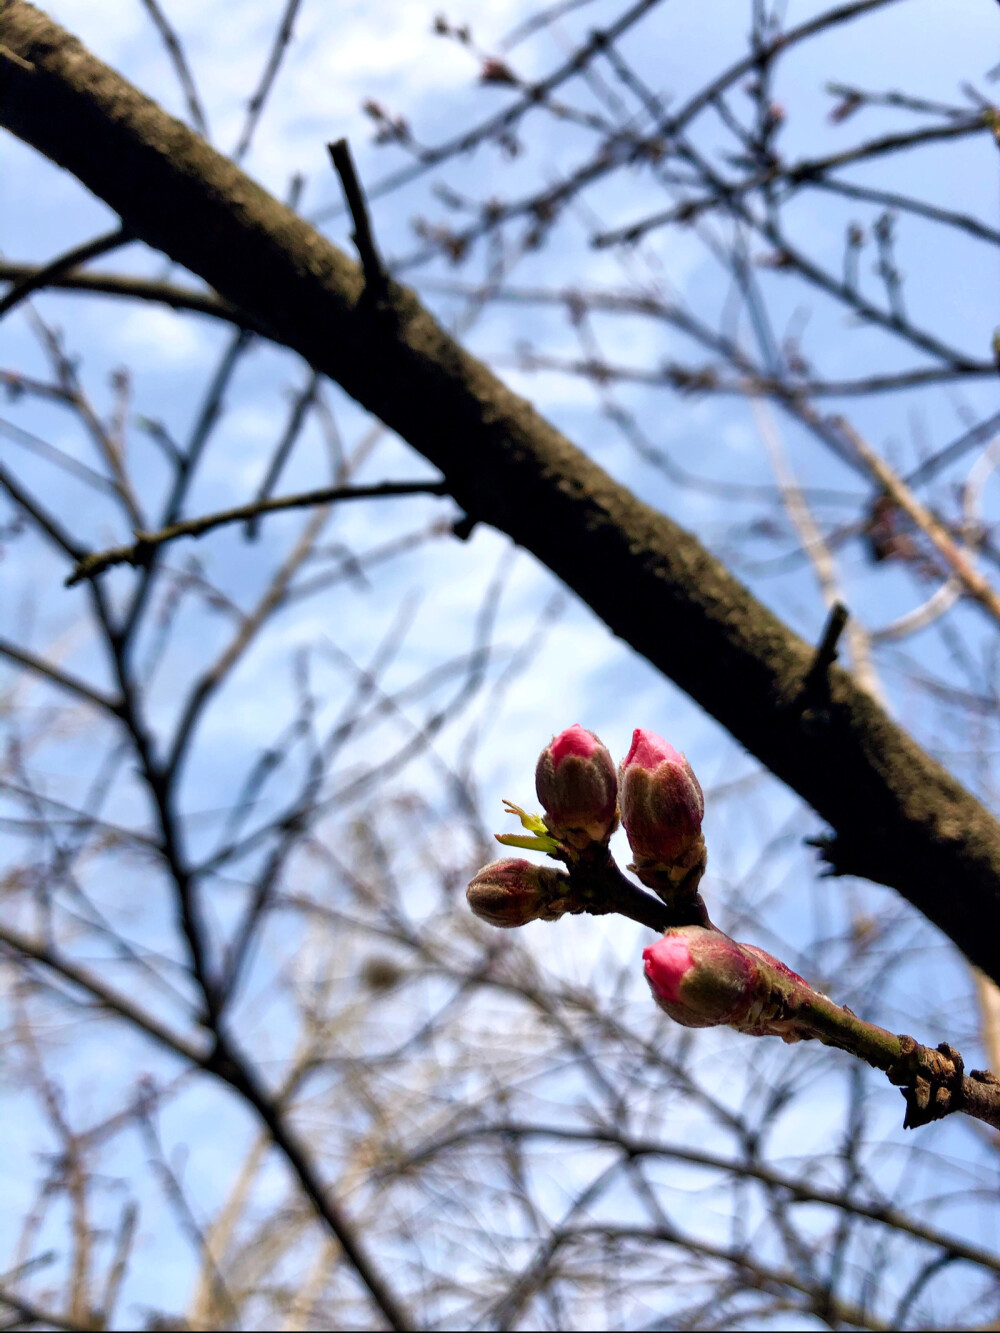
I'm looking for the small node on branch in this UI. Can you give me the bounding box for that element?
[327,137,388,301]
[887,1037,966,1130]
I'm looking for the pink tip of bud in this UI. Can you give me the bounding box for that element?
[642,933,694,1004]
[623,728,684,774]
[550,723,600,767]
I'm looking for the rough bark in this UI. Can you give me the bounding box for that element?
[3,1,1000,981]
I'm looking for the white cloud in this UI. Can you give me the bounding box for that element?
[115,302,213,365]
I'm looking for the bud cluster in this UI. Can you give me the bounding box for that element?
[469,723,709,921]
[462,726,950,1127]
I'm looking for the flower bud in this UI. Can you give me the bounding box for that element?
[466,858,572,928]
[644,927,815,1040]
[534,724,618,848]
[619,729,704,875]
[643,927,756,1029]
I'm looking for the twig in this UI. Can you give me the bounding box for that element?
[0,1253,57,1288]
[559,1225,887,1331]
[233,0,303,162]
[591,115,992,249]
[0,461,88,562]
[0,921,207,1065]
[753,397,882,699]
[904,407,1000,488]
[0,414,121,497]
[163,501,330,786]
[327,139,387,297]
[138,0,209,137]
[26,306,146,530]
[313,0,663,217]
[0,226,132,321]
[0,923,413,1330]
[138,1112,239,1325]
[244,370,320,538]
[497,349,996,396]
[392,1120,1000,1271]
[97,1201,137,1329]
[807,174,1000,248]
[803,602,849,696]
[66,479,449,584]
[119,326,255,648]
[0,635,123,716]
[0,262,257,327]
[869,578,962,643]
[0,41,34,71]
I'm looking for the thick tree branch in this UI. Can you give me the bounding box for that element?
[3,1,1000,983]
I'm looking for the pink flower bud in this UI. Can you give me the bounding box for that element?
[466,858,571,928]
[534,724,618,848]
[644,927,816,1040]
[619,729,704,869]
[643,927,756,1028]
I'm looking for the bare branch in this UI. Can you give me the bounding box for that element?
[137,0,209,137]
[839,418,1000,627]
[0,225,132,320]
[66,478,450,584]
[233,0,303,162]
[0,636,123,716]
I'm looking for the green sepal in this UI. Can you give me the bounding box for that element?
[494,832,561,854]
[502,799,550,836]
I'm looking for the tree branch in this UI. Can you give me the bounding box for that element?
[838,417,1000,627]
[0,261,256,327]
[0,225,131,320]
[4,0,1000,984]
[65,478,450,584]
[390,1120,1000,1272]
[0,635,123,716]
